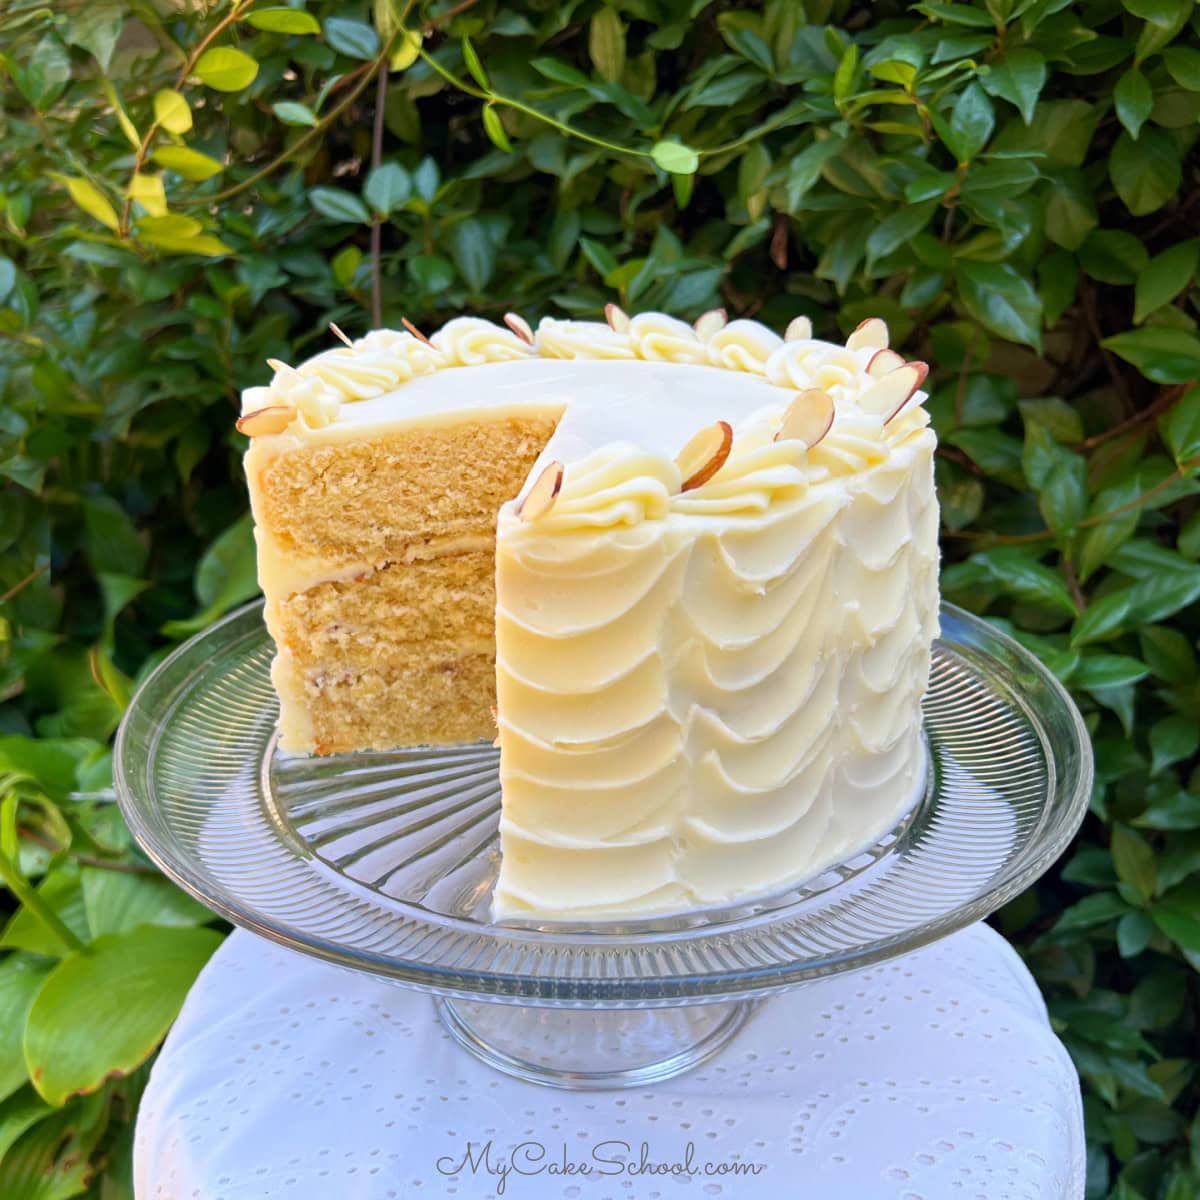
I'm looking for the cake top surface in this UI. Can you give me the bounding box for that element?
[239,308,934,528]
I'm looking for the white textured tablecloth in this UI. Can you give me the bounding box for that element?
[135,924,1084,1200]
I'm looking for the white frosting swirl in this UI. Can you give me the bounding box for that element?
[706,319,783,373]
[535,318,635,359]
[432,317,533,365]
[627,313,708,364]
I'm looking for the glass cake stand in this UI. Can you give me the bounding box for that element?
[114,600,1092,1090]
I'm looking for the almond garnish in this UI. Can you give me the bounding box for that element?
[401,317,433,346]
[677,421,733,492]
[329,322,353,347]
[605,303,630,333]
[847,317,889,351]
[504,312,534,344]
[518,461,564,521]
[785,315,813,342]
[775,389,835,448]
[236,406,294,437]
[858,362,929,423]
[866,348,905,378]
[693,308,728,340]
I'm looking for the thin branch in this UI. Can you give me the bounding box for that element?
[18,827,158,876]
[0,562,49,605]
[370,65,388,329]
[188,55,381,206]
[121,0,258,234]
[1079,275,1136,417]
[1075,384,1187,452]
[942,457,1200,545]
[422,0,483,31]
[0,848,87,954]
[417,48,650,161]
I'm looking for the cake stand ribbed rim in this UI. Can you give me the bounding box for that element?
[113,600,1093,1006]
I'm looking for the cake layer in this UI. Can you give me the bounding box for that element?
[273,553,497,663]
[254,415,559,564]
[278,648,496,755]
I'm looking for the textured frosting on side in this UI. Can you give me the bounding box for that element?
[491,406,938,919]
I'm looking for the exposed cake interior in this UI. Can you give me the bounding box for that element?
[253,413,560,752]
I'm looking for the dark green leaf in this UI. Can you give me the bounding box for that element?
[1110,127,1182,216]
[308,186,372,224]
[1074,654,1151,690]
[272,100,317,127]
[982,49,1046,124]
[1159,384,1200,463]
[1104,329,1200,384]
[1112,824,1157,905]
[957,260,1043,350]
[324,17,379,60]
[1114,67,1154,139]
[363,163,412,215]
[943,82,994,162]
[1134,240,1200,323]
[448,217,497,292]
[1163,46,1200,90]
[1080,229,1150,284]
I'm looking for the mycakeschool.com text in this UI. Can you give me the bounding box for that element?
[437,1139,768,1194]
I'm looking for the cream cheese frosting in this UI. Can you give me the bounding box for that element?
[240,309,940,922]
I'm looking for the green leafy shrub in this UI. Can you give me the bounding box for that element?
[2,0,1199,1193]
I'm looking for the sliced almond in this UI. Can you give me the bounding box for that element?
[775,389,835,448]
[858,362,929,423]
[866,348,905,378]
[504,312,534,345]
[518,461,564,521]
[677,420,733,492]
[785,315,813,342]
[329,321,353,347]
[401,316,433,346]
[605,303,630,333]
[693,308,728,340]
[236,405,294,437]
[847,317,889,352]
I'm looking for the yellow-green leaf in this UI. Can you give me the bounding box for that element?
[589,7,626,83]
[51,174,120,232]
[138,231,233,257]
[128,172,167,218]
[100,78,141,149]
[462,37,489,90]
[153,145,224,181]
[390,28,422,72]
[650,140,699,175]
[137,213,203,240]
[153,88,192,134]
[23,927,221,1107]
[245,7,321,34]
[194,46,259,92]
[482,104,513,153]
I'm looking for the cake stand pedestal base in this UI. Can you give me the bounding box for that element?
[433,997,760,1090]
